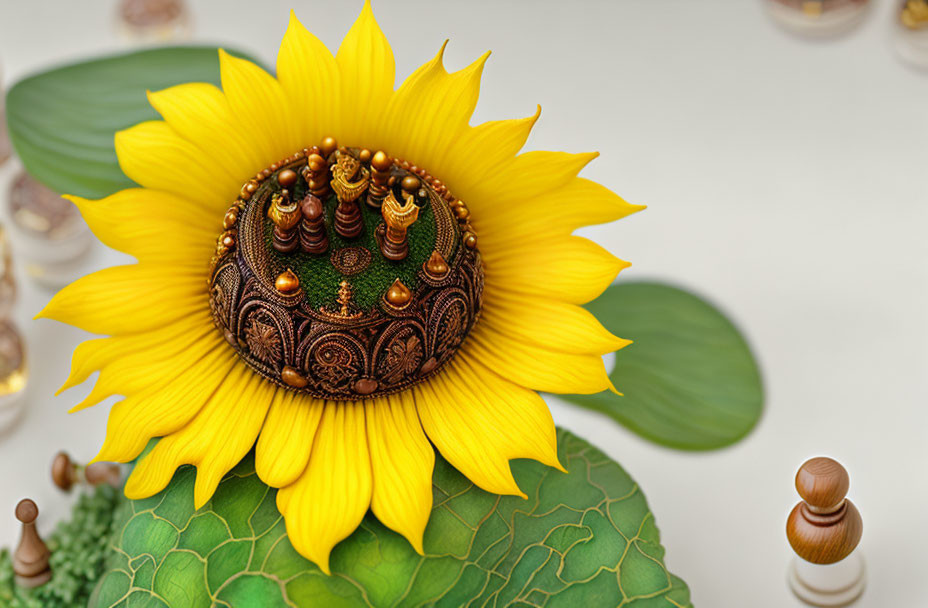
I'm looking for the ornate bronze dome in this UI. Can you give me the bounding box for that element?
[208,138,483,400]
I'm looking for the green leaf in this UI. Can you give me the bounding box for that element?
[5,46,261,200]
[567,281,763,451]
[89,429,692,607]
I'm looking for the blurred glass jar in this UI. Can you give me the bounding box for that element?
[7,172,92,288]
[895,0,928,69]
[0,227,26,435]
[766,0,871,36]
[117,0,192,43]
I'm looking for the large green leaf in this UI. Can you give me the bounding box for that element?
[5,46,260,199]
[566,281,763,451]
[88,429,692,607]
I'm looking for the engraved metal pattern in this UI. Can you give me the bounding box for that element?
[209,146,483,401]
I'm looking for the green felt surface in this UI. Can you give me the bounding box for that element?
[87,429,692,608]
[263,178,440,311]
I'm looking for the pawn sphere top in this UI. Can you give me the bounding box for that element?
[15,499,38,524]
[796,457,849,511]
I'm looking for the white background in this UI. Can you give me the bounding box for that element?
[1,1,927,606]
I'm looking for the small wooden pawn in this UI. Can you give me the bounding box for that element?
[300,194,329,254]
[786,457,865,607]
[13,499,51,588]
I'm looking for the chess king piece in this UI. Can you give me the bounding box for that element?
[13,499,51,588]
[267,189,300,253]
[330,150,369,239]
[378,190,419,261]
[787,457,865,606]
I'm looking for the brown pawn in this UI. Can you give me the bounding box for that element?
[52,451,123,492]
[300,194,329,254]
[84,462,123,488]
[367,151,392,209]
[51,451,79,492]
[268,189,300,253]
[787,457,863,565]
[13,499,51,588]
[302,153,330,199]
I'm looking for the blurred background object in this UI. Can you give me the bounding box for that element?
[765,0,871,35]
[895,0,928,68]
[116,0,191,43]
[0,225,26,435]
[6,172,92,288]
[0,63,11,168]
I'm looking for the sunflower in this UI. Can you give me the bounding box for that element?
[38,2,639,573]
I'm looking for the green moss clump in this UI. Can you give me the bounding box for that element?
[0,484,121,608]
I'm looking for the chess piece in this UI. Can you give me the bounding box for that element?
[764,0,870,36]
[268,189,300,253]
[367,151,392,208]
[13,499,51,588]
[302,152,330,200]
[52,451,123,491]
[299,194,329,254]
[330,152,369,239]
[378,190,419,261]
[0,65,11,168]
[117,0,192,42]
[787,457,865,607]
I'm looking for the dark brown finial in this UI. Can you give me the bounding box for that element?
[268,189,300,253]
[786,457,863,565]
[367,151,392,209]
[13,499,51,588]
[299,194,329,254]
[51,451,78,492]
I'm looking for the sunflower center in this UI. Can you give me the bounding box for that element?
[208,137,483,400]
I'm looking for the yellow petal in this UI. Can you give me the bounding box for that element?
[463,325,615,395]
[477,178,645,244]
[115,121,240,213]
[218,49,301,165]
[276,11,340,146]
[276,403,371,574]
[148,82,268,187]
[124,365,273,508]
[255,390,324,489]
[68,315,222,412]
[415,355,562,497]
[483,235,628,305]
[94,348,239,463]
[37,264,205,336]
[67,189,217,266]
[59,310,215,394]
[481,292,630,355]
[335,0,394,145]
[382,43,489,168]
[365,393,434,554]
[436,108,539,198]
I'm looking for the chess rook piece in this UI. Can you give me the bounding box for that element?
[378,190,419,261]
[268,189,300,253]
[367,151,392,208]
[302,152,331,199]
[330,152,369,239]
[787,457,865,607]
[13,499,51,588]
[299,194,329,254]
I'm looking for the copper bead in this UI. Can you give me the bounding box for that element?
[320,136,338,158]
[425,250,449,277]
[275,269,300,294]
[401,175,420,193]
[371,151,392,172]
[358,149,372,163]
[354,378,379,395]
[281,366,308,388]
[277,168,298,188]
[385,278,412,308]
[463,232,477,249]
